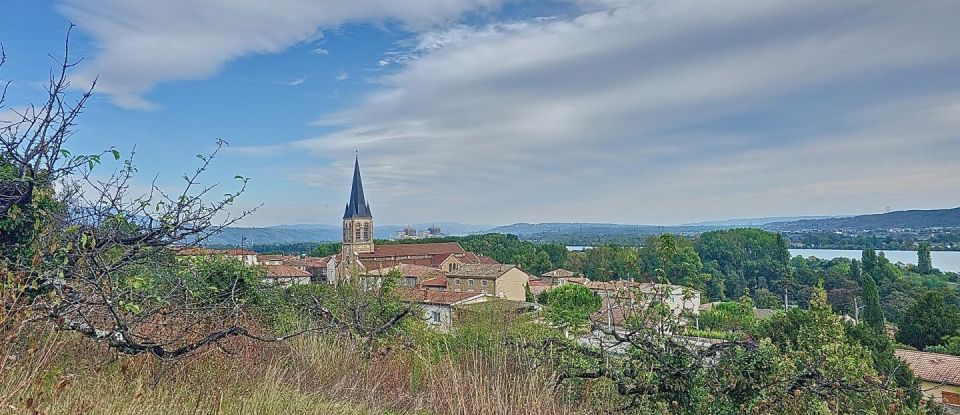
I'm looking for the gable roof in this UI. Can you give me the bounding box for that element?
[895,349,960,386]
[397,288,487,306]
[263,265,311,278]
[542,268,578,278]
[343,157,372,219]
[447,264,519,279]
[420,274,448,288]
[361,242,466,258]
[369,263,444,279]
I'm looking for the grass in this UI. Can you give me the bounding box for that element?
[0,323,580,415]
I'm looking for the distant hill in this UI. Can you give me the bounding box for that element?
[484,222,723,245]
[682,216,837,227]
[203,227,342,246]
[201,208,960,246]
[202,222,493,246]
[763,207,960,231]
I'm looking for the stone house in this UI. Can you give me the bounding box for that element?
[446,264,530,302]
[262,265,311,286]
[895,349,960,408]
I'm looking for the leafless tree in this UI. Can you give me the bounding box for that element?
[0,26,297,359]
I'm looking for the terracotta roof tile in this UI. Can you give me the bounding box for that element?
[397,288,487,305]
[420,274,448,288]
[447,264,519,279]
[895,350,960,386]
[359,242,466,259]
[263,265,311,278]
[221,249,258,256]
[430,253,459,267]
[369,263,444,279]
[542,268,578,278]
[361,258,435,270]
[478,255,499,265]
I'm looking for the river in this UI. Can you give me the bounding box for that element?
[566,246,960,273]
[790,249,960,273]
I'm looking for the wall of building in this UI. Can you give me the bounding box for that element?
[495,268,530,302]
[420,303,454,332]
[919,381,960,408]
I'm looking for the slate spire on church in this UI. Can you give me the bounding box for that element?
[343,156,372,219]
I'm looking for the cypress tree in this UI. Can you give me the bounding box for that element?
[917,242,933,275]
[861,274,885,334]
[861,249,878,277]
[850,259,862,283]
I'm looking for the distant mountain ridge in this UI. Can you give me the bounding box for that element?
[683,216,838,227]
[202,207,960,246]
[762,207,960,231]
[202,222,493,246]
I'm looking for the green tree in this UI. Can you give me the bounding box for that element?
[542,284,601,336]
[896,292,960,350]
[849,258,861,283]
[695,228,791,297]
[524,282,534,303]
[917,242,933,275]
[308,242,341,257]
[861,248,879,277]
[861,274,885,333]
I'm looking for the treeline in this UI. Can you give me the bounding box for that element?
[787,229,960,251]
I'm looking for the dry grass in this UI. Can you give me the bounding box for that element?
[0,325,581,415]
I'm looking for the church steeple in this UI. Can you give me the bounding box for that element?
[341,156,374,257]
[343,156,372,219]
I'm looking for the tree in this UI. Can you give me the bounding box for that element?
[542,284,601,336]
[917,242,933,275]
[524,282,534,303]
[861,249,879,277]
[861,274,885,333]
[850,258,861,283]
[0,29,305,359]
[896,292,960,350]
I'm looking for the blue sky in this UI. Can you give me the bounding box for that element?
[1,1,959,227]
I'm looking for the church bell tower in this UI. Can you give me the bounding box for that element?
[341,157,374,260]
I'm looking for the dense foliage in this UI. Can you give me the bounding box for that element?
[539,284,602,334]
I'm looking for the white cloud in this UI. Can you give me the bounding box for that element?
[311,47,330,56]
[253,0,960,224]
[58,0,505,109]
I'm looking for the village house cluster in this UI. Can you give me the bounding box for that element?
[176,158,702,332]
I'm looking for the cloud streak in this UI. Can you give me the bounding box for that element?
[253,0,960,224]
[58,0,504,109]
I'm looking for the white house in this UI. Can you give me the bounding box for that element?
[399,289,490,332]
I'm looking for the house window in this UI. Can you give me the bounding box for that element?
[363,223,370,241]
[468,279,474,286]
[482,280,488,287]
[355,226,361,240]
[431,311,441,323]
[448,263,454,272]
[454,279,461,285]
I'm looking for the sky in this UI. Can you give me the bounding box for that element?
[1,0,959,227]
